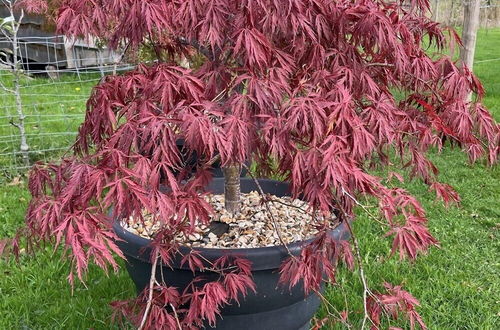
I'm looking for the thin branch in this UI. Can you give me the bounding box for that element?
[211,74,238,103]
[206,154,221,167]
[0,24,14,42]
[364,62,444,104]
[341,188,389,227]
[112,41,131,75]
[366,62,394,67]
[169,303,183,330]
[344,219,373,330]
[119,42,131,62]
[184,250,239,274]
[313,287,353,329]
[404,73,491,151]
[334,194,377,330]
[0,80,14,93]
[266,197,310,214]
[241,163,294,256]
[138,249,160,330]
[4,4,29,166]
[178,37,214,61]
[406,72,444,104]
[0,56,12,65]
[9,118,21,129]
[233,178,353,328]
[148,33,164,62]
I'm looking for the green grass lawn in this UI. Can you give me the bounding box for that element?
[1,30,499,329]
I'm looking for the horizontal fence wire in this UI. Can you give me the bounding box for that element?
[0,65,135,76]
[475,57,500,63]
[1,99,90,109]
[16,78,104,89]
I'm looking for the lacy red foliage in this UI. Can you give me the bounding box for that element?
[279,233,354,294]
[18,0,499,328]
[367,283,426,330]
[111,255,255,329]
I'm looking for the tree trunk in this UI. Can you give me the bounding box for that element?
[460,0,481,101]
[432,0,439,22]
[8,7,29,167]
[447,0,455,26]
[223,164,241,214]
[461,0,481,71]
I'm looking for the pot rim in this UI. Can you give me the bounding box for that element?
[112,178,350,270]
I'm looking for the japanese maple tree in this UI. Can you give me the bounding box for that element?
[19,0,499,328]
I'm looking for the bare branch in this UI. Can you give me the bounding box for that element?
[138,249,159,330]
[9,118,21,129]
[344,219,373,329]
[177,37,214,61]
[241,163,294,256]
[0,27,14,41]
[313,287,353,329]
[341,188,389,227]
[169,303,183,330]
[0,80,14,93]
[2,2,29,166]
[0,56,13,66]
[266,196,310,214]
[14,10,24,34]
[366,62,394,67]
[334,192,378,329]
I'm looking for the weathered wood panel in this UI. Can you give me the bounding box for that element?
[0,5,120,69]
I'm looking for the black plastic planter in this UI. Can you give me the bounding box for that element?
[113,178,349,330]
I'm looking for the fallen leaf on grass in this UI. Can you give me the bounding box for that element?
[0,238,11,257]
[7,176,24,186]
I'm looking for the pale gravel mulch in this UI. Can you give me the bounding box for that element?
[122,191,331,249]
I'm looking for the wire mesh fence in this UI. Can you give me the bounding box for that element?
[431,0,500,27]
[0,34,133,178]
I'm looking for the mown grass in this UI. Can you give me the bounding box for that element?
[318,149,499,329]
[1,30,499,329]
